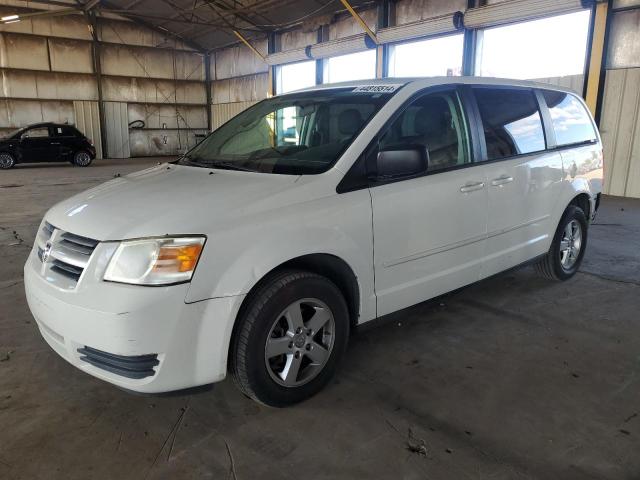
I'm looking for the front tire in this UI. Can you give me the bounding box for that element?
[0,153,15,169]
[535,205,588,281]
[73,150,93,167]
[230,270,349,407]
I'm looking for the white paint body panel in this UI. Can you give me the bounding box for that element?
[480,150,565,278]
[371,167,488,317]
[24,77,603,393]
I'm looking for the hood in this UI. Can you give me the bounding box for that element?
[45,163,309,240]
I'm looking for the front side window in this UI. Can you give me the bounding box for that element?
[542,90,597,147]
[22,127,49,139]
[474,88,546,160]
[180,89,393,175]
[378,89,470,172]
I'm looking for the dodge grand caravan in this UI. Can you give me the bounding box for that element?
[24,78,603,406]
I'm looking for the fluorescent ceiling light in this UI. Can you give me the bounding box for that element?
[1,14,20,21]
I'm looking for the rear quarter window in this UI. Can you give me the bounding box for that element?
[54,126,80,137]
[542,90,597,147]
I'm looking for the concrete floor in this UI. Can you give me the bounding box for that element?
[1,158,640,479]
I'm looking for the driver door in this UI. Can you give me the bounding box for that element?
[19,126,56,162]
[369,87,489,316]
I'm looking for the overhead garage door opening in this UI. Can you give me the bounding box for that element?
[323,49,377,83]
[388,34,464,77]
[477,10,591,80]
[275,60,316,94]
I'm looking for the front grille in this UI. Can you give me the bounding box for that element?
[36,222,99,286]
[43,221,55,238]
[77,346,159,379]
[51,259,83,281]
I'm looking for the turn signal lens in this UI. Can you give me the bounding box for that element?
[104,237,205,286]
[154,243,203,274]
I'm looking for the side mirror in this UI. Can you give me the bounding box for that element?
[376,145,428,180]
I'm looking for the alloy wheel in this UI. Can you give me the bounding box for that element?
[0,153,14,169]
[264,298,335,387]
[75,152,91,166]
[559,219,582,269]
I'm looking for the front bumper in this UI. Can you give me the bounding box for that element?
[24,247,244,393]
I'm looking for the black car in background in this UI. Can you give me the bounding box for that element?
[0,123,96,169]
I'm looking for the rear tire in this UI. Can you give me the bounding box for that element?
[230,270,349,407]
[535,205,588,281]
[0,153,15,169]
[73,150,93,167]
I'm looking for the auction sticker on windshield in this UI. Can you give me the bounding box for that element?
[352,84,403,93]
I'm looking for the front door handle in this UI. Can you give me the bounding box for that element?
[50,142,61,145]
[460,181,485,193]
[491,175,514,186]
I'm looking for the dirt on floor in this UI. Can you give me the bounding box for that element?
[1,158,640,479]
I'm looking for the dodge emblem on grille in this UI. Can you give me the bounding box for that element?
[42,241,52,263]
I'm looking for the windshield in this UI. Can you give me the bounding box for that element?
[1,128,23,139]
[179,88,396,175]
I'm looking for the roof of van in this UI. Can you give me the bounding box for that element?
[294,76,577,95]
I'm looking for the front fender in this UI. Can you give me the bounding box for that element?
[185,189,376,322]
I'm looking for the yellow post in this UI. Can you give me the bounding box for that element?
[584,2,609,116]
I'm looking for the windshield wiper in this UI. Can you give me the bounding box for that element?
[179,156,257,172]
[208,161,257,172]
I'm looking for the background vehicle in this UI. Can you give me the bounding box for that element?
[24,78,602,406]
[0,122,96,169]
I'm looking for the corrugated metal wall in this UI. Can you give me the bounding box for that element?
[73,101,103,159]
[104,101,130,159]
[600,68,640,198]
[598,6,640,198]
[212,101,258,130]
[533,74,584,94]
[0,7,209,158]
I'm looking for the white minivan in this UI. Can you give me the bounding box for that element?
[24,78,602,406]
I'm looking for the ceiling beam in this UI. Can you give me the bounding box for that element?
[99,0,208,52]
[98,8,262,31]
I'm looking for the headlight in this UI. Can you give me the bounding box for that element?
[104,237,205,286]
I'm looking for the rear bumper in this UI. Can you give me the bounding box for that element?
[24,250,245,393]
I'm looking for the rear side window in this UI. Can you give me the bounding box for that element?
[474,88,546,160]
[542,90,597,147]
[54,126,79,137]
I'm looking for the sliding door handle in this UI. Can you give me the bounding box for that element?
[460,181,485,193]
[491,175,514,186]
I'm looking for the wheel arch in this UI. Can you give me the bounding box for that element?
[226,253,361,377]
[236,253,360,332]
[569,192,592,221]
